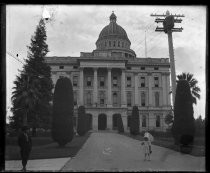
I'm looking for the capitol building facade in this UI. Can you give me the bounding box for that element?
[45,12,172,132]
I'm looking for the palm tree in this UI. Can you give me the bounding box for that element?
[11,72,41,126]
[177,72,201,104]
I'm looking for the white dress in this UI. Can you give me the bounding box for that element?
[142,141,151,154]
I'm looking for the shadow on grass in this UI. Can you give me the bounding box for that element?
[6,132,91,160]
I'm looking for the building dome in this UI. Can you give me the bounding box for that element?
[96,12,131,44]
[94,12,136,58]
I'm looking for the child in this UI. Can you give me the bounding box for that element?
[141,137,151,161]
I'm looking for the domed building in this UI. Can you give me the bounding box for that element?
[45,12,172,132]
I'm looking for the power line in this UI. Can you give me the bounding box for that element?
[7,51,44,78]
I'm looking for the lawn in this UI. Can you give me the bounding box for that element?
[122,132,205,157]
[5,132,91,160]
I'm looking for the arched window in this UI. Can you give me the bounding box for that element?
[141,92,146,106]
[155,92,159,107]
[142,115,146,127]
[156,115,160,127]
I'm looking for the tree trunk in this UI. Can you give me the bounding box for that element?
[32,126,37,137]
[23,110,28,126]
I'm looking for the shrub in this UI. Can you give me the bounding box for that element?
[77,106,87,136]
[117,114,124,133]
[51,77,74,147]
[171,80,195,146]
[130,106,139,135]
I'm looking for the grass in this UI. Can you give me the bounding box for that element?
[121,132,205,157]
[5,132,91,160]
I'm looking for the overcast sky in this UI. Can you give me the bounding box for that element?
[6,5,206,122]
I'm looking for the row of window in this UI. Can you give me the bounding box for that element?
[98,40,128,49]
[72,76,160,88]
[127,115,161,128]
[59,66,159,70]
[73,91,160,107]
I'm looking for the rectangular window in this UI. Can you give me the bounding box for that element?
[127,76,131,87]
[154,67,159,70]
[118,41,120,47]
[87,76,92,87]
[113,92,118,106]
[154,77,159,87]
[73,76,78,87]
[113,76,118,87]
[141,92,146,106]
[127,92,132,107]
[59,66,64,69]
[109,41,111,47]
[73,92,77,105]
[141,67,145,70]
[100,76,105,87]
[156,115,161,127]
[100,92,105,105]
[140,77,145,87]
[87,92,92,105]
[127,67,131,70]
[73,66,78,69]
[113,41,116,47]
[142,115,146,127]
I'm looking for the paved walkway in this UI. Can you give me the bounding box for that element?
[5,132,205,172]
[62,132,205,171]
[5,158,70,171]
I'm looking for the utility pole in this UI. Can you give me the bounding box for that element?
[151,10,184,107]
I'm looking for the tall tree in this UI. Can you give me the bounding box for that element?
[77,106,87,136]
[11,72,42,127]
[51,77,74,147]
[11,18,53,133]
[177,72,201,104]
[130,106,140,135]
[171,79,195,148]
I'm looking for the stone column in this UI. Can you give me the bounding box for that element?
[93,68,98,107]
[134,72,139,106]
[107,68,112,107]
[148,72,153,106]
[162,73,167,106]
[107,115,112,130]
[166,73,171,106]
[92,114,98,131]
[79,67,84,106]
[122,115,127,131]
[121,68,126,107]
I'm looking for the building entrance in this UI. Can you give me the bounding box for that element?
[98,114,107,130]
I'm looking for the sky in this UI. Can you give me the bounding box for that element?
[6,5,206,122]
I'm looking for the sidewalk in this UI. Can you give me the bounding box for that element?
[5,157,71,171]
